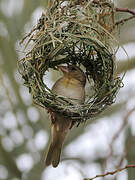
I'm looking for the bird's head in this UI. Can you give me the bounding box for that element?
[58,65,86,87]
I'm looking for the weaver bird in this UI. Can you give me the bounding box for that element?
[45,65,86,167]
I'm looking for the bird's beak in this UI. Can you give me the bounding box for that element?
[58,65,69,74]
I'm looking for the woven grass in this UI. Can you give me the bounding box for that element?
[18,0,123,124]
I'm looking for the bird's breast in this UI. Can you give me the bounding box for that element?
[62,78,76,88]
[52,77,85,104]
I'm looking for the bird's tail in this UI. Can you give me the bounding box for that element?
[45,124,68,167]
[45,115,72,167]
[45,139,62,168]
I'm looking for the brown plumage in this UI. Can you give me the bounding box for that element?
[45,65,86,167]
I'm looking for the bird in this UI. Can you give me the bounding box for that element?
[45,64,86,168]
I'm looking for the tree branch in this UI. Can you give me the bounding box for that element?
[104,106,135,170]
[115,15,135,26]
[116,8,135,15]
[92,1,135,25]
[115,8,135,26]
[84,165,135,180]
[117,57,135,75]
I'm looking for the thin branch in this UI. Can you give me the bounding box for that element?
[116,8,135,15]
[92,0,135,16]
[115,15,135,26]
[84,165,135,180]
[117,57,135,75]
[111,107,135,145]
[104,106,135,170]
[92,1,135,25]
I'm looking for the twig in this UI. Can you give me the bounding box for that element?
[104,106,135,170]
[115,15,135,26]
[115,7,135,26]
[112,107,135,145]
[92,0,135,16]
[92,1,135,25]
[116,8,135,15]
[84,165,135,180]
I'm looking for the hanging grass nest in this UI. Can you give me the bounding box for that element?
[18,0,123,123]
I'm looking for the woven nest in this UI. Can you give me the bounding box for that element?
[18,0,123,124]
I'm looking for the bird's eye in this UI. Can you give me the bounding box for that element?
[69,66,76,71]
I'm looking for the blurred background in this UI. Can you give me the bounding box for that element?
[0,0,135,180]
